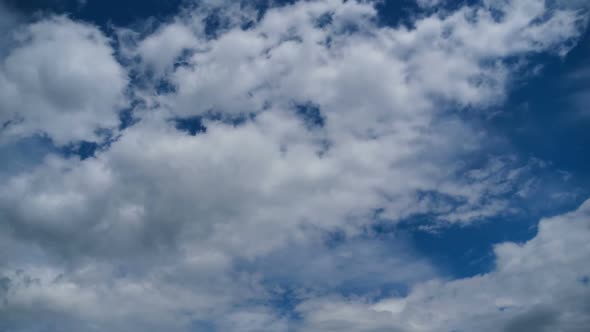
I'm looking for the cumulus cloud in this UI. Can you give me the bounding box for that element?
[0,13,128,145]
[297,199,590,332]
[0,0,588,331]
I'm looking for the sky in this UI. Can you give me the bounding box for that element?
[0,0,589,331]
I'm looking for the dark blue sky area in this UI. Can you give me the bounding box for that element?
[396,215,537,279]
[4,0,476,27]
[3,0,184,26]
[491,29,590,178]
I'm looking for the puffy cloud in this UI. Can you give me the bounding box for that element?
[296,199,590,332]
[0,0,588,331]
[133,22,200,78]
[0,13,128,145]
[0,109,458,260]
[129,0,584,123]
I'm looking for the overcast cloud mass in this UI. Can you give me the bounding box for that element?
[0,0,589,331]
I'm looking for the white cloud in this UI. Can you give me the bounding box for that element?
[135,22,200,78]
[130,0,584,123]
[0,14,128,145]
[296,199,590,332]
[0,1,588,331]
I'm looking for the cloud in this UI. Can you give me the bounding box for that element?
[0,0,588,331]
[296,199,590,332]
[0,13,128,145]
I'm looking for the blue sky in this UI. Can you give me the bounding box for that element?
[0,0,589,331]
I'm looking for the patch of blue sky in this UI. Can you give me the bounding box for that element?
[369,0,590,281]
[411,26,590,280]
[7,0,184,26]
[294,102,326,129]
[382,158,589,279]
[392,214,538,279]
[489,29,590,181]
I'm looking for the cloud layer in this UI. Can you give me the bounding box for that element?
[0,0,588,331]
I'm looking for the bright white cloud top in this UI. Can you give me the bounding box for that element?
[0,0,588,331]
[0,15,127,145]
